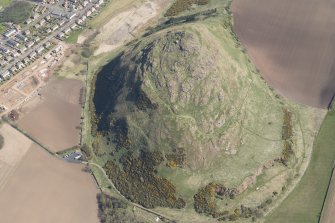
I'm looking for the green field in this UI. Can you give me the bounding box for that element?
[266,110,335,223]
[65,29,83,44]
[0,0,12,9]
[0,1,33,24]
[0,23,6,34]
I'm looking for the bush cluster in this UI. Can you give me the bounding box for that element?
[280,108,294,165]
[165,0,210,17]
[104,150,186,209]
[97,193,144,223]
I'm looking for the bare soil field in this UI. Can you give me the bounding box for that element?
[93,0,170,55]
[232,0,335,108]
[0,144,99,223]
[0,123,32,191]
[17,78,83,152]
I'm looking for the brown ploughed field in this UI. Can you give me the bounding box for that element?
[0,144,99,223]
[18,78,83,152]
[232,0,335,108]
[0,124,32,191]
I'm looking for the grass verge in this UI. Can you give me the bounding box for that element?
[65,29,83,44]
[266,111,335,223]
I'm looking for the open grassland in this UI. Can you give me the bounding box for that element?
[0,0,12,9]
[0,1,33,24]
[17,78,83,152]
[232,0,335,108]
[266,111,335,223]
[320,169,335,223]
[0,23,6,34]
[0,144,99,223]
[87,0,138,28]
[65,29,83,44]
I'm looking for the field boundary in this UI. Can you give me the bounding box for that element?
[2,119,56,156]
[319,162,335,223]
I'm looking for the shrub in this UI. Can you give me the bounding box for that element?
[165,0,210,17]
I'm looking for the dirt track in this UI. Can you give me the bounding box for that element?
[232,0,335,108]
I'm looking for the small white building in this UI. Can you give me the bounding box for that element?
[76,19,83,25]
[68,13,77,20]
[16,62,25,69]
[39,19,46,25]
[31,13,39,19]
[25,42,34,48]
[1,70,10,79]
[23,30,31,35]
[44,42,51,48]
[57,32,65,38]
[11,51,20,57]
[70,24,77,30]
[7,40,19,48]
[25,19,32,25]
[52,24,59,31]
[86,10,92,17]
[64,27,71,34]
[0,47,10,54]
[36,46,45,54]
[18,46,27,54]
[22,58,30,65]
[10,67,17,73]
[58,19,66,26]
[16,34,28,42]
[3,30,16,38]
[53,45,62,53]
[45,15,51,21]
[28,52,37,58]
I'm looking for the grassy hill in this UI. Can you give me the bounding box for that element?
[89,1,325,222]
